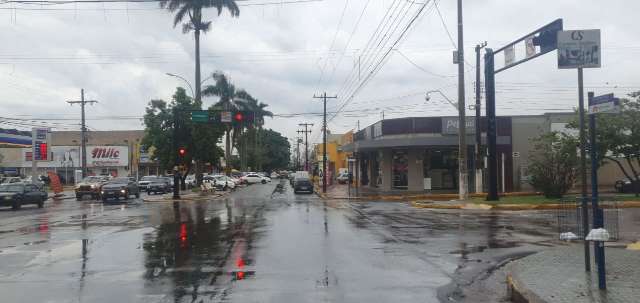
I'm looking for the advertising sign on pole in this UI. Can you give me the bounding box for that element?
[589,93,620,114]
[504,45,516,66]
[558,29,601,69]
[221,111,232,123]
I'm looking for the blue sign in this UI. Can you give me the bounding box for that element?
[590,93,615,106]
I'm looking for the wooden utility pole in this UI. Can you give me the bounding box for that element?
[67,89,98,178]
[297,123,313,172]
[314,92,337,193]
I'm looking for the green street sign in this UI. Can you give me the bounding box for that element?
[191,111,209,123]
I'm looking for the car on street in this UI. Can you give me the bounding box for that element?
[336,172,350,184]
[242,173,270,184]
[615,178,639,193]
[185,175,196,188]
[0,183,47,210]
[214,175,236,190]
[1,177,23,184]
[137,176,158,190]
[75,176,110,200]
[293,176,314,194]
[100,177,140,201]
[147,177,172,195]
[270,172,278,179]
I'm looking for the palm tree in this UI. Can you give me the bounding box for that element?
[203,72,240,173]
[160,0,239,105]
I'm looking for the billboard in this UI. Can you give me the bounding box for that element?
[558,29,601,69]
[87,146,128,167]
[21,145,128,168]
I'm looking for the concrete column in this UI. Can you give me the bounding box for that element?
[407,148,424,192]
[381,149,392,191]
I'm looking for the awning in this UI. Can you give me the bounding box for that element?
[340,135,511,152]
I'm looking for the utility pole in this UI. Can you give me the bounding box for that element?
[456,0,468,201]
[314,92,337,193]
[296,137,302,170]
[474,42,487,193]
[297,123,313,172]
[67,89,98,178]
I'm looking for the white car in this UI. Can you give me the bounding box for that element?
[185,175,196,188]
[242,173,269,184]
[270,172,278,179]
[214,175,236,190]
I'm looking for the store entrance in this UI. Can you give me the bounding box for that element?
[423,148,458,191]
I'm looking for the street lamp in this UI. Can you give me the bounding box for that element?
[166,73,195,98]
[425,89,468,201]
[166,73,215,99]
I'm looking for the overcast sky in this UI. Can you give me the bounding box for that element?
[1,0,639,144]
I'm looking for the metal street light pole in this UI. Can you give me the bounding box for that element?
[166,73,195,98]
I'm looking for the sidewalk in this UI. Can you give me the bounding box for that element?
[507,245,640,303]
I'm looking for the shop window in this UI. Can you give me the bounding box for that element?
[392,150,408,190]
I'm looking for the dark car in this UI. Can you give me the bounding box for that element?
[75,176,110,200]
[147,177,172,195]
[293,177,314,194]
[0,183,47,210]
[100,177,140,201]
[615,178,639,194]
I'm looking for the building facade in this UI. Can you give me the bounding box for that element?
[0,130,159,183]
[342,113,626,194]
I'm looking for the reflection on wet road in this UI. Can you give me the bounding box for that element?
[1,183,639,302]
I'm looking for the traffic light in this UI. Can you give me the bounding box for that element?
[178,147,187,157]
[532,19,563,53]
[39,143,48,160]
[234,112,244,122]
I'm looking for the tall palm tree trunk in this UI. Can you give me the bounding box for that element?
[194,29,202,104]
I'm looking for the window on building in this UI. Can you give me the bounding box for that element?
[392,150,408,190]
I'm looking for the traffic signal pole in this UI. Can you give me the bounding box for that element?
[173,111,180,199]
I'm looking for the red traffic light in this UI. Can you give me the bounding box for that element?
[234,112,244,122]
[178,147,187,156]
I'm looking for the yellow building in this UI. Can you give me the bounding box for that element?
[314,131,353,182]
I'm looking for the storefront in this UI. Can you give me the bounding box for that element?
[343,116,514,194]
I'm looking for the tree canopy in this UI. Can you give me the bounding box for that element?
[142,87,225,173]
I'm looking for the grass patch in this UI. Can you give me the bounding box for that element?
[473,193,640,205]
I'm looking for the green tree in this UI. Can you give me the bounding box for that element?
[236,128,290,172]
[568,92,640,196]
[142,87,225,180]
[527,132,579,198]
[160,0,239,105]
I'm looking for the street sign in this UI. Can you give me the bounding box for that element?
[191,111,209,123]
[589,93,620,114]
[221,111,232,123]
[558,29,601,69]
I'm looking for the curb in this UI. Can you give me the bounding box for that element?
[506,271,546,303]
[411,200,640,210]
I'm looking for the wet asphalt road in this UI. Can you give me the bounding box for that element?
[1,181,639,303]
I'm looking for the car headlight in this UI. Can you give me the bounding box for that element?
[120,189,126,193]
[4,196,11,200]
[90,184,96,189]
[101,191,105,194]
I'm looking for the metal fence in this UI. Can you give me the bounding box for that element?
[557,196,620,241]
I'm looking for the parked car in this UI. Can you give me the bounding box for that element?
[615,178,639,193]
[1,176,23,184]
[147,177,172,195]
[242,173,270,184]
[100,177,140,201]
[137,175,158,190]
[229,176,242,186]
[270,172,278,179]
[293,177,314,194]
[214,175,236,190]
[0,183,47,210]
[185,175,196,188]
[75,176,109,200]
[336,172,350,184]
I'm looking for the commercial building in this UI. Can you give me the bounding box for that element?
[313,131,353,183]
[0,130,159,183]
[341,113,626,194]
